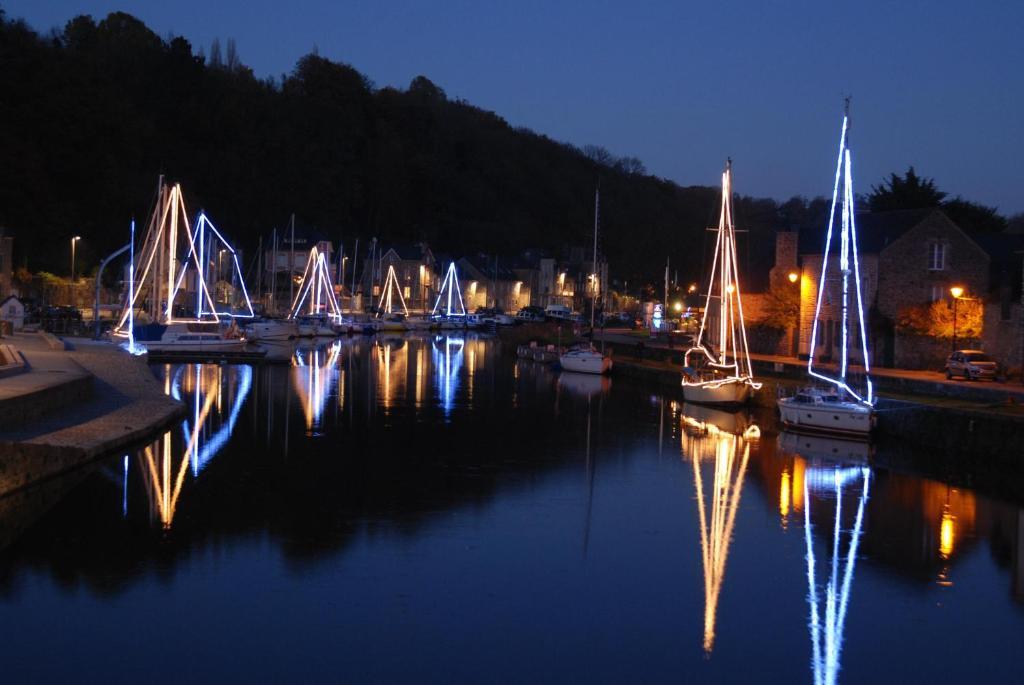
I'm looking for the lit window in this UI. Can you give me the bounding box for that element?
[928,242,946,271]
[930,285,944,302]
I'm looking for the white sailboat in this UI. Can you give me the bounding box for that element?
[372,264,410,332]
[287,245,343,337]
[778,106,876,436]
[113,180,247,353]
[681,161,760,404]
[559,185,612,375]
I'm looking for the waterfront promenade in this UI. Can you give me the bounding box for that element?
[0,332,183,495]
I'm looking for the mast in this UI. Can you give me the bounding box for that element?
[350,237,359,313]
[591,184,599,331]
[255,234,262,309]
[271,228,278,315]
[288,214,295,309]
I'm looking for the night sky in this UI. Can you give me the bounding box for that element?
[8,0,1022,213]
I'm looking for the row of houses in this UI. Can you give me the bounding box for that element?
[257,228,609,316]
[744,208,1024,371]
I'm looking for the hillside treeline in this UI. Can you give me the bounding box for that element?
[0,10,1011,290]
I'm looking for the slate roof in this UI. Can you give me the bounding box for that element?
[797,208,936,255]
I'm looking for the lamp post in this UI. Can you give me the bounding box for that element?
[70,236,81,305]
[950,286,964,351]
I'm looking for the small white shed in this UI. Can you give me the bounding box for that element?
[1,295,25,331]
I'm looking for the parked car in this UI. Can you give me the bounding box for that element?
[945,349,999,381]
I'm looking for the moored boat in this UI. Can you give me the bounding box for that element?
[244,318,297,341]
[681,160,760,405]
[133,321,246,353]
[777,103,876,437]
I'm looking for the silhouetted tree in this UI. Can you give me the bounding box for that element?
[868,167,946,211]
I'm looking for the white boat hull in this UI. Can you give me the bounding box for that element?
[144,339,247,353]
[246,321,297,341]
[681,380,752,405]
[778,397,874,436]
[559,351,612,375]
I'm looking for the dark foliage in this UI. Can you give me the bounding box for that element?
[0,11,801,286]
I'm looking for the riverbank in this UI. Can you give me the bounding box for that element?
[0,333,184,495]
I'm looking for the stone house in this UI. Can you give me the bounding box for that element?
[378,244,436,313]
[456,254,527,312]
[789,209,1002,369]
[262,226,335,314]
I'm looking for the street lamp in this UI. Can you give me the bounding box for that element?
[788,271,799,284]
[950,286,964,351]
[70,236,81,305]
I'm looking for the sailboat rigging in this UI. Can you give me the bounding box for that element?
[559,184,613,375]
[778,104,876,436]
[681,161,760,404]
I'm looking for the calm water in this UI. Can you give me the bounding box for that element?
[0,334,1021,683]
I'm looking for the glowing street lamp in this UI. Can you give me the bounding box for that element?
[788,271,799,284]
[70,236,81,304]
[950,286,965,351]
[688,283,697,294]
[674,301,683,313]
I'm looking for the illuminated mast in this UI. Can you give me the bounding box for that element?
[807,101,874,406]
[288,246,343,321]
[377,264,409,317]
[681,161,761,401]
[432,262,467,318]
[115,182,220,334]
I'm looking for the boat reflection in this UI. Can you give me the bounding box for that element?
[557,371,611,397]
[680,407,758,654]
[795,446,870,685]
[375,336,409,411]
[292,340,343,433]
[432,335,464,415]
[144,363,252,527]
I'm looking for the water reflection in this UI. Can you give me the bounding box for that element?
[144,363,252,527]
[292,340,343,433]
[681,405,758,654]
[432,335,464,415]
[798,448,870,685]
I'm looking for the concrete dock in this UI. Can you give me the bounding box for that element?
[0,333,184,495]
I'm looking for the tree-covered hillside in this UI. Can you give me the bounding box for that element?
[0,10,1011,291]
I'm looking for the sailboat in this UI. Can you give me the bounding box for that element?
[681,161,760,404]
[113,180,248,353]
[373,264,410,331]
[430,262,470,329]
[778,106,876,436]
[559,185,612,375]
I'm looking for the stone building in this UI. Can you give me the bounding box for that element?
[456,254,526,312]
[761,209,1005,369]
[378,244,436,313]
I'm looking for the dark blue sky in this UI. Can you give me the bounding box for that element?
[9,1,1023,213]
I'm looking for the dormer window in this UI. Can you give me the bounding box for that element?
[928,241,946,271]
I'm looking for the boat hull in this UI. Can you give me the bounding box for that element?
[777,397,874,436]
[559,351,612,375]
[246,321,297,341]
[144,339,247,353]
[681,380,752,405]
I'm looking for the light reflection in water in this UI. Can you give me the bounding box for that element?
[799,445,871,685]
[433,336,464,415]
[375,337,409,410]
[681,406,757,655]
[141,363,252,527]
[292,341,343,432]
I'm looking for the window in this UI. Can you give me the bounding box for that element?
[928,241,946,271]
[930,285,944,302]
